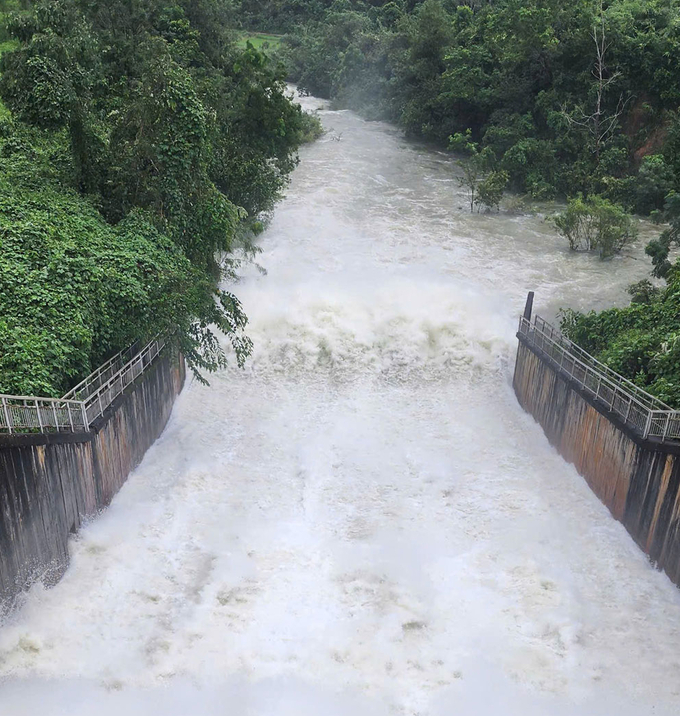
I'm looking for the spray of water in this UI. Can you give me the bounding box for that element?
[0,94,678,715]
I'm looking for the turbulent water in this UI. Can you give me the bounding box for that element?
[1,94,680,716]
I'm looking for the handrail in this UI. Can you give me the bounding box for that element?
[0,339,165,435]
[82,340,162,425]
[61,342,140,402]
[531,315,668,411]
[0,395,88,435]
[519,315,680,443]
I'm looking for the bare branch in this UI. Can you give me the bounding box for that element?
[561,0,629,163]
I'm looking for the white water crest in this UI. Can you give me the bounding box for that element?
[1,93,680,715]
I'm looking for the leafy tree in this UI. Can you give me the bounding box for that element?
[561,268,680,406]
[554,195,638,258]
[277,0,680,207]
[0,147,242,395]
[560,0,629,167]
[477,168,510,211]
[630,154,676,215]
[399,0,454,141]
[449,129,508,211]
[627,279,660,305]
[645,192,680,279]
[449,130,485,212]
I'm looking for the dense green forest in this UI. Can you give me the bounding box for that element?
[2,0,680,408]
[257,0,680,208]
[0,0,319,396]
[244,0,680,407]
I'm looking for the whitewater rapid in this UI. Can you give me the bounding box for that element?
[0,94,679,715]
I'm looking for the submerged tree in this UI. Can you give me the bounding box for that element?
[554,195,638,258]
[449,130,508,212]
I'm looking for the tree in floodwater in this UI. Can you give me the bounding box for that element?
[553,195,637,258]
[449,130,508,212]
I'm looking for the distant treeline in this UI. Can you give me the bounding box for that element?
[253,0,680,405]
[246,0,680,213]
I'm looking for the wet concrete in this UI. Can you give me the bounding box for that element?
[0,352,185,610]
[514,338,680,587]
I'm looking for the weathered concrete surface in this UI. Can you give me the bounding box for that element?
[0,351,185,609]
[514,338,680,587]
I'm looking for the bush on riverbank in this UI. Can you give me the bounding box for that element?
[561,272,680,407]
[561,190,680,406]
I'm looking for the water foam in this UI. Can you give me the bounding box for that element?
[1,94,680,716]
[237,276,515,380]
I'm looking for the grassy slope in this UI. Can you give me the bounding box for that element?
[0,31,18,119]
[236,32,282,51]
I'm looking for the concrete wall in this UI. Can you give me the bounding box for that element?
[0,351,185,609]
[514,338,680,587]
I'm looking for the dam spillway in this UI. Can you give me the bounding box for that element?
[0,95,679,715]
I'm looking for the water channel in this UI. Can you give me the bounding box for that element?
[0,95,679,715]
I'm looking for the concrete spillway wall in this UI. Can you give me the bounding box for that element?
[514,337,680,587]
[0,350,185,609]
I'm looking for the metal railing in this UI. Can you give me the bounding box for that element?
[0,339,164,435]
[61,343,140,402]
[82,340,162,425]
[0,396,88,434]
[519,315,680,442]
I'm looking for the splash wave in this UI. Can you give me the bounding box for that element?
[235,278,515,380]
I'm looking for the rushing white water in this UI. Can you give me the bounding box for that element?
[1,94,680,716]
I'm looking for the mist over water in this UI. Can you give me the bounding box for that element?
[1,93,679,715]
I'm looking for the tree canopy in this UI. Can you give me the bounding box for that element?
[0,0,318,396]
[274,0,680,207]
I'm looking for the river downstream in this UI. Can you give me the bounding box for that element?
[0,95,679,715]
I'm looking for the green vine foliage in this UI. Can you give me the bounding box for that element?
[561,274,680,407]
[0,0,319,395]
[561,189,680,407]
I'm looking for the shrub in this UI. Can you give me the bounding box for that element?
[632,154,676,214]
[477,169,509,211]
[554,195,638,258]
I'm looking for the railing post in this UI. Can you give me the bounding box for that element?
[2,397,12,435]
[35,400,43,432]
[661,414,670,443]
[643,412,653,439]
[523,292,534,322]
[67,403,74,431]
[52,401,59,430]
[80,402,89,432]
